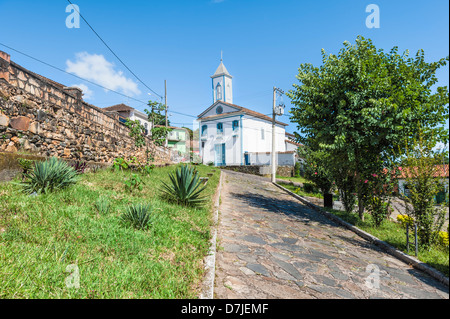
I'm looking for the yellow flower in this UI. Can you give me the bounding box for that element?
[437,231,449,247]
[397,214,414,227]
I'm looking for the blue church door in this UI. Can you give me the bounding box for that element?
[215,143,226,166]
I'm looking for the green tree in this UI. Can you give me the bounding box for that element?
[144,100,172,158]
[125,118,146,149]
[288,36,449,220]
[400,133,448,247]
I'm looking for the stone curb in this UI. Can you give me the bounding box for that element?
[273,182,449,287]
[199,170,223,299]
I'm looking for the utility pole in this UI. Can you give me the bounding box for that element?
[165,80,168,128]
[164,80,168,148]
[271,87,277,183]
[271,87,285,183]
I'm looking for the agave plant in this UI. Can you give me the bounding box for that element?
[17,158,34,181]
[22,157,79,194]
[95,197,110,215]
[121,203,152,230]
[161,164,207,206]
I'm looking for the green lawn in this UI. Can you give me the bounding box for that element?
[0,164,220,298]
[276,175,309,184]
[322,207,449,277]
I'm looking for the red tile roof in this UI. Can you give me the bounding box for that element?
[392,164,449,179]
[103,104,134,112]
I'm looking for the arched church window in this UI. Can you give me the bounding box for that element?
[216,83,222,100]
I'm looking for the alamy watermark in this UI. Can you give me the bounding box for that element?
[366,4,380,29]
[365,264,380,289]
[65,264,80,289]
[66,4,80,29]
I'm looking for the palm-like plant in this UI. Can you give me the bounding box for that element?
[121,203,152,230]
[161,164,207,206]
[22,157,79,194]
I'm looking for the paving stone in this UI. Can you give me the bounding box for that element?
[312,274,337,287]
[241,235,267,245]
[272,258,303,280]
[269,251,291,261]
[246,263,271,277]
[223,243,250,253]
[281,237,298,245]
[293,261,318,273]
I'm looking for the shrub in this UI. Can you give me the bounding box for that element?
[121,203,152,230]
[294,161,301,177]
[397,214,415,228]
[70,160,88,174]
[302,182,319,194]
[22,157,78,194]
[161,164,207,206]
[18,158,34,180]
[113,158,129,171]
[124,173,144,193]
[436,231,449,248]
[95,197,110,215]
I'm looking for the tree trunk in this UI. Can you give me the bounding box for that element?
[355,166,365,221]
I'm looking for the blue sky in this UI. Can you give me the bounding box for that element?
[0,0,448,137]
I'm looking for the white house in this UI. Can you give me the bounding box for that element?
[197,60,291,166]
[103,103,152,135]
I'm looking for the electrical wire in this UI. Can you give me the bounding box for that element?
[0,42,197,119]
[66,0,163,99]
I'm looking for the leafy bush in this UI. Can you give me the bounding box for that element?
[397,214,415,228]
[124,173,144,193]
[95,197,110,215]
[70,160,88,174]
[294,161,301,177]
[113,158,129,171]
[302,182,319,194]
[121,203,152,230]
[161,164,207,206]
[18,158,34,180]
[436,231,449,248]
[22,157,78,194]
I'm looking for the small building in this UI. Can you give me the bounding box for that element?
[103,104,151,135]
[197,59,290,166]
[396,164,449,204]
[160,126,190,156]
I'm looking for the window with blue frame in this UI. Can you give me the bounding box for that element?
[232,120,239,131]
[201,125,207,137]
[216,83,222,100]
[217,123,223,134]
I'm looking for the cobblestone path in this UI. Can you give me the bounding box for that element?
[214,170,449,299]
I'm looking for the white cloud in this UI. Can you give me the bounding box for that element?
[66,52,141,96]
[72,83,94,100]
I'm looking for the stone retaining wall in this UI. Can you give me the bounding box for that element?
[0,50,171,165]
[222,165,294,177]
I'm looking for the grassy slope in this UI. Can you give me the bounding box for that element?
[0,164,220,298]
[280,183,449,277]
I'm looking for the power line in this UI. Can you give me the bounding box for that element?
[0,42,197,119]
[66,0,163,99]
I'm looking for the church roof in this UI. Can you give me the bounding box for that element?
[198,101,288,126]
[211,61,232,78]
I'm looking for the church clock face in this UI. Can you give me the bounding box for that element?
[216,105,223,114]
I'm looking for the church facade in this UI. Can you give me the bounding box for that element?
[197,60,289,166]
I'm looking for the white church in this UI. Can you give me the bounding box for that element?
[197,59,296,167]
